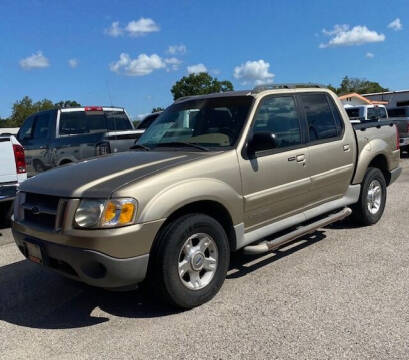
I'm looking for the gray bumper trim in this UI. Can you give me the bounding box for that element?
[389,167,402,186]
[0,184,17,203]
[13,230,149,289]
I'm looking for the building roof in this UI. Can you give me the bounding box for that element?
[339,93,388,105]
[363,90,409,96]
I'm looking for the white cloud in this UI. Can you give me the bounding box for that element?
[105,18,159,38]
[365,52,374,58]
[164,57,182,71]
[320,25,385,48]
[388,18,402,31]
[68,58,78,68]
[19,51,50,70]
[125,18,159,37]
[105,21,123,37]
[167,44,187,55]
[187,63,208,74]
[233,59,274,85]
[110,53,166,76]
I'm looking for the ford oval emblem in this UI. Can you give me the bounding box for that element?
[31,206,40,215]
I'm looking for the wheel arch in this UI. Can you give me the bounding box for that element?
[353,148,392,186]
[149,200,238,255]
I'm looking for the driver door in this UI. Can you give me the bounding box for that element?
[238,95,312,231]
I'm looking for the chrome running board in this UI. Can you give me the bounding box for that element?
[243,207,352,255]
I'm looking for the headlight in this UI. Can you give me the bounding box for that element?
[74,198,137,229]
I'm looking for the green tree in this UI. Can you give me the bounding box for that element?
[55,100,81,108]
[171,73,233,100]
[152,107,165,113]
[8,96,81,127]
[331,76,388,95]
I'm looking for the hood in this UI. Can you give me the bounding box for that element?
[20,151,203,198]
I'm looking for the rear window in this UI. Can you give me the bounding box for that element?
[59,110,131,135]
[106,111,133,131]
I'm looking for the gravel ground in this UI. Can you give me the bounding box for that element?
[0,159,408,359]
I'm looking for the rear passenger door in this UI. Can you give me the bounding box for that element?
[299,93,355,206]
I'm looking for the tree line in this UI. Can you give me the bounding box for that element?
[0,74,388,128]
[0,97,81,128]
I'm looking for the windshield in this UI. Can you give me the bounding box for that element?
[137,96,253,149]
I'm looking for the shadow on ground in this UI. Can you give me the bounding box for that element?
[0,229,332,330]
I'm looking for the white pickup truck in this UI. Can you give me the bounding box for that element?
[0,135,27,221]
[344,104,388,123]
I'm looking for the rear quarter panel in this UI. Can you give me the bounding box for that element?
[352,124,400,184]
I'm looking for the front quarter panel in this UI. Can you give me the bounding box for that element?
[138,178,243,225]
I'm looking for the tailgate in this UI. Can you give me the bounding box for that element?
[394,119,409,137]
[0,137,17,183]
[105,130,144,152]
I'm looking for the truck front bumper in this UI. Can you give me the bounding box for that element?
[13,229,150,289]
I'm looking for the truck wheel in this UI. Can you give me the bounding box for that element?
[149,214,230,309]
[0,202,13,226]
[33,160,46,173]
[351,167,386,226]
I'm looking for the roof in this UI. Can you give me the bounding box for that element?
[175,85,333,104]
[339,93,388,105]
[174,90,252,103]
[363,90,409,96]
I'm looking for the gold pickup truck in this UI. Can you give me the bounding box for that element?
[12,84,401,308]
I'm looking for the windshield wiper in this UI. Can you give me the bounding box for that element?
[130,143,150,151]
[154,142,209,151]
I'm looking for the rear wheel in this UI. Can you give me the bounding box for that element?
[0,201,13,227]
[148,214,230,309]
[351,167,386,226]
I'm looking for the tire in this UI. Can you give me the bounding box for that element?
[148,213,230,309]
[0,201,13,227]
[351,167,387,226]
[33,160,46,173]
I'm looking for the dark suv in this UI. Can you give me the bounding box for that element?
[17,106,141,176]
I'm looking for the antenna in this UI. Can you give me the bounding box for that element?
[105,80,113,106]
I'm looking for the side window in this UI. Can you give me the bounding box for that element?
[18,116,35,141]
[327,95,345,135]
[32,113,50,140]
[301,93,338,142]
[252,96,302,149]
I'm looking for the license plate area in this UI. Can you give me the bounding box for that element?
[25,241,43,264]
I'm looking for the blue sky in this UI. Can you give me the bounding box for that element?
[0,0,408,119]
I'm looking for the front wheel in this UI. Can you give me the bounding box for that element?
[351,167,386,226]
[149,214,230,309]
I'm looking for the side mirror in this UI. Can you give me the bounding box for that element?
[247,131,277,154]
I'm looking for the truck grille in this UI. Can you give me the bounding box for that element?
[22,193,66,230]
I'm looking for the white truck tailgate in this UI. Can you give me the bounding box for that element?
[0,137,17,183]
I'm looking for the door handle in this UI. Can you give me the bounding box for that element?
[343,144,350,152]
[296,154,305,162]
